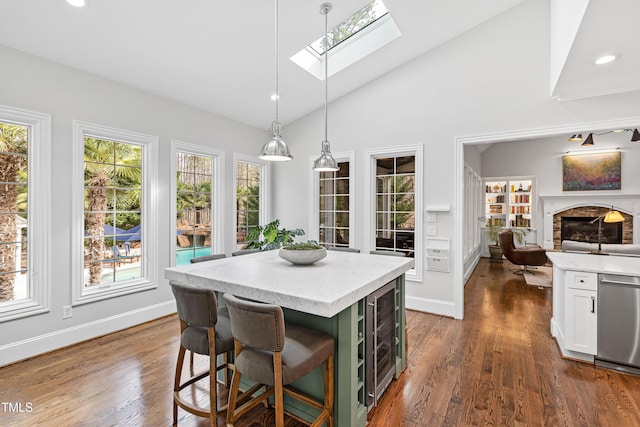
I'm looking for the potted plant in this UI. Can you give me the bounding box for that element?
[279,241,327,265]
[244,219,305,251]
[486,223,524,261]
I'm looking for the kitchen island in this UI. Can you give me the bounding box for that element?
[547,252,640,363]
[164,250,414,427]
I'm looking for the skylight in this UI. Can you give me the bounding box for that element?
[290,0,401,80]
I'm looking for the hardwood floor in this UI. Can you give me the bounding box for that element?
[2,258,640,426]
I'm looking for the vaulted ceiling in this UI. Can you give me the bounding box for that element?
[0,0,637,130]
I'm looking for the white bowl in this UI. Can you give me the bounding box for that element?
[278,247,327,265]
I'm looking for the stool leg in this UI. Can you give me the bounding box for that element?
[173,345,187,425]
[208,328,217,426]
[274,352,284,427]
[227,341,244,426]
[324,354,335,427]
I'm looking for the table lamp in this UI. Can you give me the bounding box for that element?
[589,207,625,255]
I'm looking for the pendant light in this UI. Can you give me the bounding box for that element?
[313,3,340,172]
[259,0,293,162]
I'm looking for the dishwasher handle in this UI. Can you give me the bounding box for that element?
[599,274,640,287]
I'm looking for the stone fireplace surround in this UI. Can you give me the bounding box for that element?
[540,195,640,250]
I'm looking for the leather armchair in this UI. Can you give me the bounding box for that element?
[498,229,547,274]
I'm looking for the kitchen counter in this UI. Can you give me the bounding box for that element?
[546,251,640,276]
[165,249,414,318]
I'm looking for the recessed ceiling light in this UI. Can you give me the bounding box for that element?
[67,0,88,7]
[270,94,279,101]
[595,55,616,65]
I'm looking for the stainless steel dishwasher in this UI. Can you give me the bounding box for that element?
[597,273,640,374]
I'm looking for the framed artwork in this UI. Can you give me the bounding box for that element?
[562,151,621,191]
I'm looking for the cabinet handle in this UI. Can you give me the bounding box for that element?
[591,297,595,313]
[579,279,584,283]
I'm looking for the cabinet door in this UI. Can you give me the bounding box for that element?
[565,288,597,354]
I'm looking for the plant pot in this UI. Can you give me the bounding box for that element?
[488,245,503,261]
[279,247,327,265]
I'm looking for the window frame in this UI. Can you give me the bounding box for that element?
[233,154,269,251]
[309,151,355,248]
[72,121,158,305]
[171,141,225,264]
[364,145,423,281]
[0,105,51,322]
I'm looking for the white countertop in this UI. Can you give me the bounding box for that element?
[164,250,415,318]
[547,252,640,276]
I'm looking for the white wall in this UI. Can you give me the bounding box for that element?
[273,0,640,318]
[0,44,268,365]
[481,133,640,197]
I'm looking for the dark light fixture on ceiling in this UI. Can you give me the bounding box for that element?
[581,133,594,146]
[568,128,640,146]
[258,0,293,162]
[313,2,340,172]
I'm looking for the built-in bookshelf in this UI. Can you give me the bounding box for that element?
[484,177,535,229]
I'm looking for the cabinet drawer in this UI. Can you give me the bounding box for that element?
[427,248,448,257]
[565,271,597,291]
[426,256,449,272]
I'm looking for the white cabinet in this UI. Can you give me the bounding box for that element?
[564,271,597,355]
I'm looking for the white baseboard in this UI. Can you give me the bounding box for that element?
[0,300,176,367]
[406,296,455,318]
[463,253,481,284]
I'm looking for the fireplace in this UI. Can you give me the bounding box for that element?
[561,216,623,244]
[540,196,638,250]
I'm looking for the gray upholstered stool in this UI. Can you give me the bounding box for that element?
[187,253,227,371]
[170,281,234,427]
[223,293,335,427]
[231,248,260,256]
[328,246,360,253]
[369,249,406,256]
[190,253,226,263]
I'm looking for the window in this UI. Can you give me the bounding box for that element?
[234,155,267,251]
[312,153,355,249]
[0,106,51,321]
[173,142,223,265]
[365,146,422,280]
[290,0,401,80]
[73,121,157,304]
[308,0,390,55]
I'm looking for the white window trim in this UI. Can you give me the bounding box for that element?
[171,141,225,263]
[71,121,158,305]
[0,105,51,322]
[364,144,423,281]
[232,153,269,250]
[308,151,356,247]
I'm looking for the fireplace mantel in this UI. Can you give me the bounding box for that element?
[540,194,640,249]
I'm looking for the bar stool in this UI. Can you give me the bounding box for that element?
[223,293,335,427]
[170,281,234,427]
[231,248,260,256]
[328,247,360,253]
[187,253,226,371]
[190,253,226,263]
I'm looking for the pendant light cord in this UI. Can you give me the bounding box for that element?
[275,0,279,122]
[323,5,329,143]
